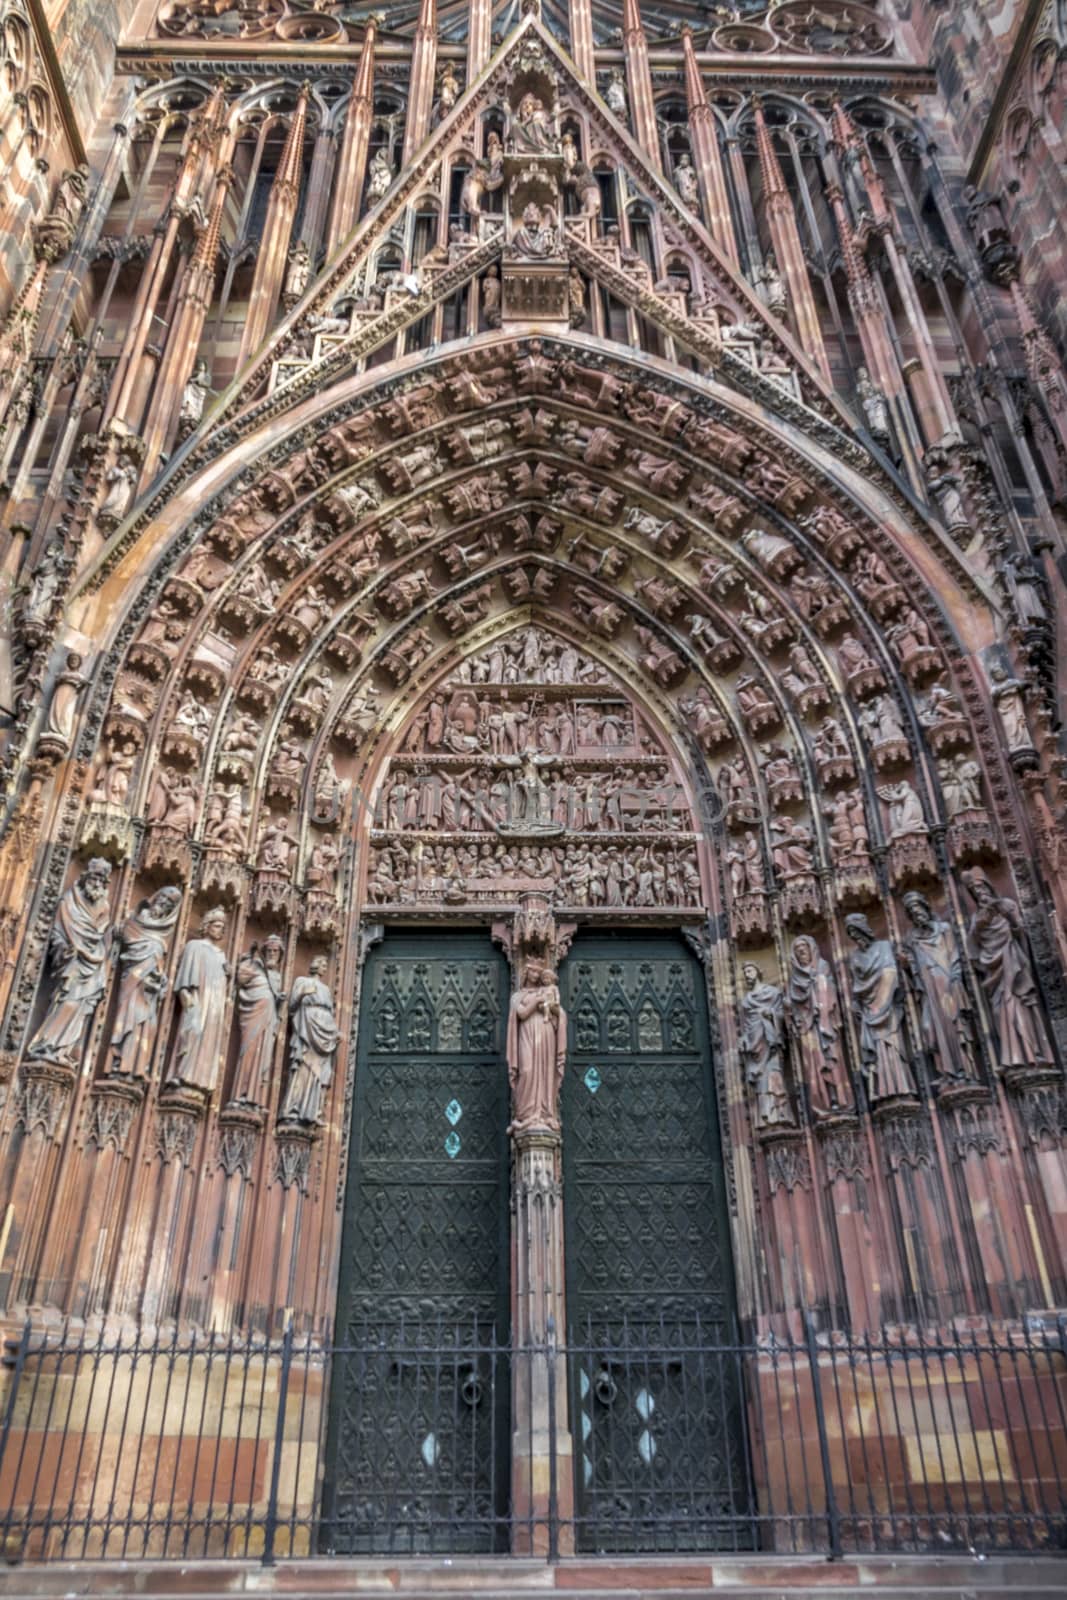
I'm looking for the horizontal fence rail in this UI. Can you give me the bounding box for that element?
[0,1319,1065,1562]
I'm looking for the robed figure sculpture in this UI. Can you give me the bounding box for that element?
[27,858,113,1068]
[280,955,339,1126]
[169,907,229,1094]
[506,963,567,1135]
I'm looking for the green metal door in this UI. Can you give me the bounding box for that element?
[561,934,749,1552]
[322,933,511,1554]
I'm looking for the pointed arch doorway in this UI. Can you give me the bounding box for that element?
[323,622,744,1554]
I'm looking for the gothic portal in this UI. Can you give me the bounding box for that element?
[0,0,1066,1568]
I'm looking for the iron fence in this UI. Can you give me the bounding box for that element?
[0,1317,1065,1563]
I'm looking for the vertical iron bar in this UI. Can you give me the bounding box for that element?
[804,1312,842,1560]
[547,1317,559,1563]
[262,1318,295,1568]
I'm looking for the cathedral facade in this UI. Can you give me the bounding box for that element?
[0,0,1066,1570]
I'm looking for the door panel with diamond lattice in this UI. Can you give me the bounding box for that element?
[322,934,510,1554]
[561,934,748,1553]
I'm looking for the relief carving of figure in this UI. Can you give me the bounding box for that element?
[901,891,979,1084]
[26,859,112,1067]
[169,907,229,1094]
[367,148,394,201]
[938,755,983,817]
[673,152,699,207]
[507,963,567,1134]
[962,870,1054,1071]
[513,92,557,152]
[108,887,183,1081]
[281,956,339,1126]
[845,914,915,1103]
[230,936,286,1111]
[739,962,793,1129]
[787,936,852,1118]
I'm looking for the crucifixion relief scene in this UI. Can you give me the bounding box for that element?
[0,0,1065,1586]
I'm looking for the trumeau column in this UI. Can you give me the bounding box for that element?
[402,0,438,167]
[326,21,377,260]
[752,97,830,384]
[495,894,575,1556]
[681,28,737,269]
[621,0,660,173]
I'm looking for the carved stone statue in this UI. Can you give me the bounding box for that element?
[23,541,68,624]
[284,239,311,304]
[739,962,793,1128]
[878,780,926,839]
[169,907,229,1094]
[33,165,89,262]
[961,869,1054,1070]
[367,148,394,201]
[989,662,1034,753]
[513,92,557,152]
[108,887,183,1081]
[604,67,628,120]
[280,955,339,1125]
[506,963,567,1134]
[845,914,915,1103]
[178,360,211,438]
[787,936,852,1119]
[756,255,787,318]
[512,202,558,257]
[42,651,89,749]
[938,754,983,817]
[97,460,137,528]
[482,264,501,328]
[673,152,699,207]
[856,365,890,442]
[230,936,286,1111]
[26,858,112,1067]
[901,891,979,1083]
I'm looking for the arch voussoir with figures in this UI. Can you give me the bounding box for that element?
[1,326,1062,1352]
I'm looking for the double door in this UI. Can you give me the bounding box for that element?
[323,931,742,1554]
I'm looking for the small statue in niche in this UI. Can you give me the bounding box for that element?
[604,67,628,120]
[937,754,983,818]
[844,913,916,1103]
[512,202,558,257]
[367,147,394,201]
[673,152,700,208]
[506,962,567,1135]
[108,886,183,1081]
[169,907,229,1095]
[32,164,89,262]
[435,62,460,122]
[856,365,890,443]
[739,962,793,1129]
[513,92,556,152]
[42,651,90,751]
[230,935,286,1112]
[1002,550,1047,629]
[787,935,852,1119]
[96,459,137,529]
[178,360,211,439]
[26,858,112,1068]
[22,541,68,625]
[482,264,502,328]
[280,955,339,1126]
[961,869,1055,1071]
[755,254,787,318]
[988,661,1035,753]
[284,240,311,305]
[901,891,979,1084]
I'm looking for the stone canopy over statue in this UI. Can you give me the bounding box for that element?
[506,962,567,1135]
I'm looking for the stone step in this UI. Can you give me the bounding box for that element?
[0,1558,1065,1598]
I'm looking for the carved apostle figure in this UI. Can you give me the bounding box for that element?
[901,891,979,1083]
[230,936,286,1110]
[169,907,229,1094]
[506,963,567,1134]
[108,886,182,1081]
[962,870,1054,1070]
[280,956,339,1126]
[845,913,916,1103]
[26,858,113,1067]
[787,935,852,1118]
[739,962,793,1128]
